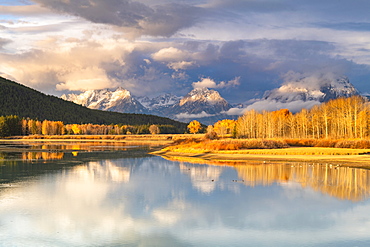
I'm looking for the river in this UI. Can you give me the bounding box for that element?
[0,142,370,246]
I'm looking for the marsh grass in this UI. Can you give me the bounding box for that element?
[215,147,370,155]
[163,137,370,155]
[165,138,288,152]
[285,138,370,149]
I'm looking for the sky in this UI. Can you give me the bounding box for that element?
[1,0,370,105]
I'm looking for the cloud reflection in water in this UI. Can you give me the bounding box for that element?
[0,157,370,246]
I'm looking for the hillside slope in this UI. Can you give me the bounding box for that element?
[0,77,187,130]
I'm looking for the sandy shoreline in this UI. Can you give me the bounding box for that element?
[151,149,370,168]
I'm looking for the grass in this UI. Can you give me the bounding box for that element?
[285,138,370,149]
[168,138,288,151]
[160,138,370,156]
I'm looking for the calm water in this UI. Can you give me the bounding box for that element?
[1,143,370,246]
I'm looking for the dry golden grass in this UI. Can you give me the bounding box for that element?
[216,147,370,155]
[166,138,288,151]
[284,138,370,149]
[162,137,370,155]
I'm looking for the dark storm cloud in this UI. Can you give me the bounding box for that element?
[33,0,203,38]
[142,38,359,102]
[199,39,360,102]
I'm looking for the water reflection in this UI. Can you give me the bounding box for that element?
[0,141,132,154]
[234,163,370,201]
[179,163,223,193]
[22,152,64,160]
[171,158,370,202]
[1,155,370,246]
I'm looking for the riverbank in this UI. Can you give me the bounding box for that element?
[151,148,370,169]
[151,142,370,168]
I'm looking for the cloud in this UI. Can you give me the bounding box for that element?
[151,47,189,62]
[175,111,214,119]
[33,0,203,38]
[222,107,247,116]
[280,71,343,90]
[56,67,117,91]
[238,71,349,113]
[192,77,240,89]
[0,4,52,16]
[224,97,322,115]
[1,36,367,103]
[2,2,370,105]
[168,61,195,71]
[0,38,11,49]
[245,100,321,113]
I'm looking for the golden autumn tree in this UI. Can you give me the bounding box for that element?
[71,124,81,135]
[41,120,51,135]
[235,96,370,140]
[188,120,201,134]
[149,124,160,135]
[214,119,236,137]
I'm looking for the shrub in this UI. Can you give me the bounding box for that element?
[204,131,219,140]
[314,139,337,147]
[335,140,370,149]
[285,139,317,147]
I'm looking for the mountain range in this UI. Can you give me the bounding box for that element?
[62,87,233,124]
[61,75,360,124]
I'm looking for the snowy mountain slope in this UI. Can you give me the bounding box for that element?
[175,88,231,114]
[61,87,147,113]
[137,93,181,111]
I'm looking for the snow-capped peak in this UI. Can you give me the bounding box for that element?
[61,87,146,113]
[179,87,227,106]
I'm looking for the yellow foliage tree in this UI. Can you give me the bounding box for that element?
[213,119,236,136]
[71,124,81,135]
[188,120,201,134]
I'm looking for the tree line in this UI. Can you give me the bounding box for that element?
[0,117,182,137]
[235,96,370,139]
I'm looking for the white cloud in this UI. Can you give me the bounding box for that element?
[222,107,247,116]
[246,100,321,113]
[151,47,189,62]
[175,111,214,119]
[192,77,240,89]
[56,67,117,91]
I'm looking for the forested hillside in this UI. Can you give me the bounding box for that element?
[0,77,187,131]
